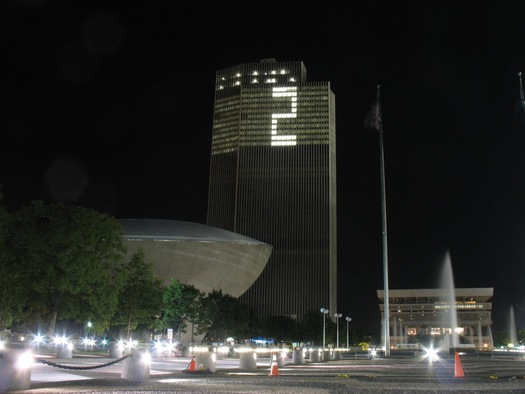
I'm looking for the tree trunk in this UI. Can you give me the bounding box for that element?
[127,315,132,340]
[46,309,58,337]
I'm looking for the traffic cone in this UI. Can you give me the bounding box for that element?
[454,351,464,378]
[269,353,280,376]
[186,355,196,372]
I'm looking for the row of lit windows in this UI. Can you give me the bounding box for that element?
[219,68,291,81]
[218,78,298,89]
[389,303,489,311]
[405,327,465,336]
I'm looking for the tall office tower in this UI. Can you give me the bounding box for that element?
[207,59,337,321]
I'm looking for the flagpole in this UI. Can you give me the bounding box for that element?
[377,86,390,356]
[364,84,390,356]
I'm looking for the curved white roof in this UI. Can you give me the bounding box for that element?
[120,218,269,245]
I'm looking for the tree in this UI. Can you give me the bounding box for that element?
[199,289,256,341]
[0,193,17,329]
[162,279,203,342]
[298,309,324,345]
[111,248,165,339]
[3,201,126,335]
[263,315,299,344]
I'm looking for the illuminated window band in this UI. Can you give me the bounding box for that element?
[271,87,297,146]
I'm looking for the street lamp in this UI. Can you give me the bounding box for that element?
[334,313,342,348]
[346,317,352,349]
[320,308,329,349]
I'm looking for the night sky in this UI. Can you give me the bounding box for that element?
[2,0,525,335]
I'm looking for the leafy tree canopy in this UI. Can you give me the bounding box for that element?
[162,278,203,339]
[2,201,127,334]
[112,248,165,338]
[199,289,257,340]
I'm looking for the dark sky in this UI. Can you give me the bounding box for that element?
[2,0,525,335]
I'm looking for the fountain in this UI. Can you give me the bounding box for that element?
[439,251,459,351]
[509,305,517,346]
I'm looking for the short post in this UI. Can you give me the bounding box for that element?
[182,346,192,357]
[109,341,123,358]
[308,348,320,363]
[276,351,285,368]
[57,343,73,359]
[292,348,305,364]
[121,348,150,381]
[0,348,32,391]
[239,350,257,370]
[195,350,216,373]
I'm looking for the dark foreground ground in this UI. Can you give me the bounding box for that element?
[7,350,525,393]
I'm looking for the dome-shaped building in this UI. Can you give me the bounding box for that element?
[120,219,272,297]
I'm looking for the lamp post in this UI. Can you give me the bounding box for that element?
[346,317,352,349]
[334,313,342,348]
[320,308,329,349]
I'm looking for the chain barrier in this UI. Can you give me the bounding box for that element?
[35,354,131,370]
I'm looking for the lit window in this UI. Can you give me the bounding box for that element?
[265,78,277,83]
[271,86,297,146]
[234,81,240,86]
[280,69,286,74]
[253,71,259,75]
[252,79,259,83]
[235,73,241,77]
[271,70,276,75]
[289,77,296,82]
[218,85,224,90]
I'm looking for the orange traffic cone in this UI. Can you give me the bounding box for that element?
[454,351,464,378]
[269,353,280,376]
[186,355,196,372]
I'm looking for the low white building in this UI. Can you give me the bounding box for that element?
[377,288,494,350]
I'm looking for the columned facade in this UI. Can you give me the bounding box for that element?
[377,288,494,350]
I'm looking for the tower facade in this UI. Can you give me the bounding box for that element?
[207,59,337,321]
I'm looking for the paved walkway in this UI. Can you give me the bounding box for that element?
[7,352,525,393]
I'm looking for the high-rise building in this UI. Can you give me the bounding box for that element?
[207,59,337,321]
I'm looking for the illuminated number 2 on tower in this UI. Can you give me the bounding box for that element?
[271,87,297,146]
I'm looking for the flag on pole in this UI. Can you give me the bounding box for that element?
[364,84,382,132]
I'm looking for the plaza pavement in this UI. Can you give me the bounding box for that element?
[8,351,525,393]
